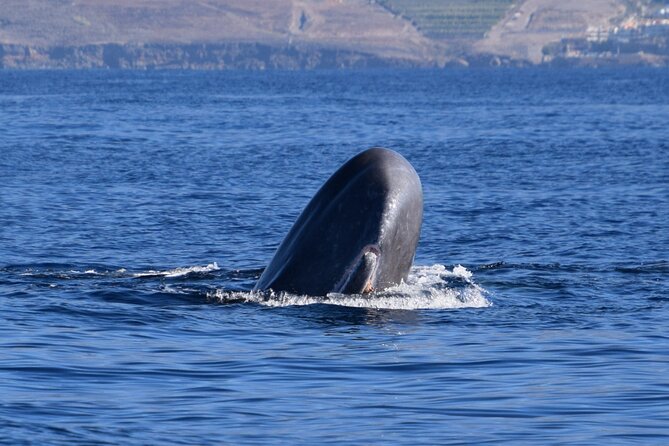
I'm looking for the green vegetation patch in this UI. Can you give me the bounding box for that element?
[378,0,515,39]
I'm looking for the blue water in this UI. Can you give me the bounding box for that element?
[1,68,668,445]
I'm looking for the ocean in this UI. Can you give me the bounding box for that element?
[1,68,668,444]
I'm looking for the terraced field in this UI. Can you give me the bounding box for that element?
[379,0,516,39]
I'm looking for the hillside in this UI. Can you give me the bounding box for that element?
[0,0,661,68]
[2,0,439,53]
[379,0,515,39]
[0,0,439,68]
[475,0,629,63]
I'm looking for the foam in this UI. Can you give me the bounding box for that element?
[132,262,220,278]
[17,263,221,279]
[211,264,491,310]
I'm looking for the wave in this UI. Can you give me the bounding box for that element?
[6,262,490,310]
[131,262,221,278]
[210,264,491,310]
[13,262,222,279]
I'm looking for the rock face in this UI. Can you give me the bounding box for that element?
[0,42,435,69]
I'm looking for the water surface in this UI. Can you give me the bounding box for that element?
[1,68,668,444]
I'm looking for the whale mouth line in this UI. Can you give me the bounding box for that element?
[335,244,380,294]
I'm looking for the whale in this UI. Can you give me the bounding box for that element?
[254,147,423,296]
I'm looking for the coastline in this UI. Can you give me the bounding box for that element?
[2,42,666,69]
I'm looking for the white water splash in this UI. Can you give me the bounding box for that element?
[211,264,491,310]
[132,262,220,278]
[19,264,220,279]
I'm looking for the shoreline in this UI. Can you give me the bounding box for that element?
[1,42,667,70]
